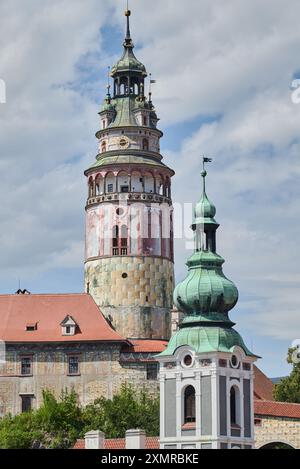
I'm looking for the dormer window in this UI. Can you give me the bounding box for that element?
[61,315,78,336]
[26,323,37,332]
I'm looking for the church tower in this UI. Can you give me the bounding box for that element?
[84,9,174,340]
[157,163,258,449]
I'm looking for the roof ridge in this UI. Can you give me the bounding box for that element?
[0,293,88,298]
[255,399,300,406]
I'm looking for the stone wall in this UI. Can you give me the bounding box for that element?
[85,256,174,339]
[254,415,300,449]
[0,343,159,417]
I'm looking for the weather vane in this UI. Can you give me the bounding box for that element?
[202,156,213,172]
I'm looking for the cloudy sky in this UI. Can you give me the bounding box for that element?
[0,0,300,377]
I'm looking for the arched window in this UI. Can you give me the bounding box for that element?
[184,386,196,423]
[88,179,94,198]
[121,225,128,255]
[142,138,149,151]
[101,141,107,153]
[112,225,119,256]
[143,116,147,126]
[230,386,240,426]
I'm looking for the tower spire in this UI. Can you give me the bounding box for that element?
[201,156,212,194]
[124,5,133,48]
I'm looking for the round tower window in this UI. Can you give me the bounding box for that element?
[183,354,193,367]
[231,355,239,368]
[122,273,128,279]
[116,208,124,216]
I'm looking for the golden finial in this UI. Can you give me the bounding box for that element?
[125,0,131,16]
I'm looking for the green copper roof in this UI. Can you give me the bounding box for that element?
[110,10,147,77]
[159,161,255,358]
[193,170,218,226]
[101,96,157,129]
[159,325,254,357]
[85,153,171,172]
[174,251,239,316]
[107,97,138,127]
[111,47,147,76]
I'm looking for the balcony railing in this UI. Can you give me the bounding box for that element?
[87,192,171,207]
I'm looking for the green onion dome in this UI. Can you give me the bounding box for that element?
[100,98,115,113]
[111,47,147,77]
[173,250,239,318]
[194,171,216,221]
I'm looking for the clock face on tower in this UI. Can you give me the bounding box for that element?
[118,136,130,149]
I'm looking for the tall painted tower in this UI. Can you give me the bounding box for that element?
[84,9,174,340]
[157,163,258,449]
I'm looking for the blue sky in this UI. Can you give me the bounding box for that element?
[0,0,300,377]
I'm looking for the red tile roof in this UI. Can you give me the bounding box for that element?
[253,365,274,400]
[122,340,168,353]
[74,437,159,450]
[0,294,126,343]
[74,439,85,449]
[254,400,300,419]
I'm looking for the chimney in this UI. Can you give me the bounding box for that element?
[125,429,146,449]
[84,430,105,449]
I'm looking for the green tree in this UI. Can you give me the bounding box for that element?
[0,388,84,449]
[34,389,84,448]
[274,347,300,403]
[0,412,39,449]
[0,385,159,448]
[82,384,159,438]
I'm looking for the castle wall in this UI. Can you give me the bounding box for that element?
[254,415,300,449]
[85,256,174,339]
[0,344,159,417]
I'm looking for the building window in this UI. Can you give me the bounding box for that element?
[112,225,119,255]
[68,356,79,375]
[107,183,114,193]
[143,116,147,126]
[101,141,107,153]
[21,356,32,376]
[184,386,196,423]
[142,138,149,151]
[120,224,128,255]
[121,185,129,193]
[146,363,158,380]
[230,386,240,426]
[21,395,33,413]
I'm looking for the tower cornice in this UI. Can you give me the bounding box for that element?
[95,126,163,140]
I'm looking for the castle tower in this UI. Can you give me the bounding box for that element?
[157,162,258,449]
[84,10,175,340]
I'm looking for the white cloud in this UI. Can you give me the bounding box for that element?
[0,0,300,348]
